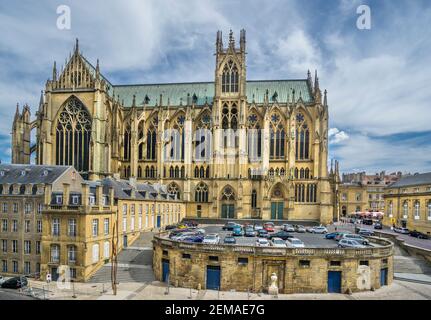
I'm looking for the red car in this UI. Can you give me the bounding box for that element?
[264,223,275,232]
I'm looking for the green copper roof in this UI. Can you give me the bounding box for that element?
[111,80,313,107]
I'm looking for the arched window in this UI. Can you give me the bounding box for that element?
[305,168,310,179]
[146,116,157,160]
[56,96,92,172]
[300,168,305,179]
[295,168,299,179]
[414,200,420,218]
[150,166,155,178]
[247,112,262,160]
[269,112,285,159]
[194,112,212,161]
[123,125,131,161]
[137,166,142,178]
[199,166,205,178]
[403,201,408,217]
[206,167,210,178]
[194,166,199,178]
[180,166,185,178]
[170,166,174,178]
[138,143,144,160]
[169,115,185,161]
[195,182,209,202]
[295,113,310,160]
[174,166,179,178]
[222,60,239,93]
[221,186,235,200]
[251,190,257,209]
[168,183,180,200]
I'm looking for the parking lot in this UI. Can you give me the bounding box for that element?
[167,223,382,248]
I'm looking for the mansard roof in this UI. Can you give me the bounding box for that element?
[111,79,313,107]
[387,172,431,188]
[0,164,72,184]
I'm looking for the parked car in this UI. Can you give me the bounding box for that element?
[169,228,192,238]
[305,226,315,233]
[310,226,328,234]
[176,223,188,229]
[271,237,287,248]
[325,232,342,240]
[254,224,263,231]
[339,234,369,245]
[202,233,220,244]
[165,224,177,230]
[257,229,270,238]
[338,239,366,248]
[409,230,430,239]
[294,225,306,233]
[264,222,275,232]
[287,237,305,248]
[374,222,383,230]
[256,238,270,247]
[182,235,204,243]
[232,225,244,237]
[394,226,410,234]
[1,276,28,289]
[222,222,240,231]
[0,276,5,285]
[358,228,375,236]
[184,221,198,227]
[335,232,351,241]
[282,224,295,232]
[268,230,294,240]
[244,227,257,237]
[171,232,197,241]
[223,236,237,244]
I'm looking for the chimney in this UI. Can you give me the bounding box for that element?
[62,183,70,206]
[81,183,89,206]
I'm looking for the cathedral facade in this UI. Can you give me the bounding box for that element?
[12,30,336,223]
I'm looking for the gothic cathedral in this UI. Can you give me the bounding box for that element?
[11,30,336,224]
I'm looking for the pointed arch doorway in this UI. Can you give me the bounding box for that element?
[270,184,286,220]
[220,186,235,219]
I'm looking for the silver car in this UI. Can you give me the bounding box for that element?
[283,224,295,232]
[311,226,328,234]
[202,233,220,244]
[338,239,366,248]
[340,234,369,245]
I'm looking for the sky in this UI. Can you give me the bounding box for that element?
[0,0,430,174]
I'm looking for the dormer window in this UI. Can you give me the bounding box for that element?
[89,195,96,205]
[43,170,49,176]
[21,170,26,176]
[71,195,79,205]
[55,195,63,205]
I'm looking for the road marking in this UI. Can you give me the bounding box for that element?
[124,246,152,251]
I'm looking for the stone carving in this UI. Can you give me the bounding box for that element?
[268,272,278,296]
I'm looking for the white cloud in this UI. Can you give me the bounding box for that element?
[329,128,349,144]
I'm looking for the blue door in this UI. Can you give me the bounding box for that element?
[206,265,221,290]
[328,271,342,293]
[162,259,170,283]
[157,215,161,228]
[271,202,284,220]
[380,268,388,286]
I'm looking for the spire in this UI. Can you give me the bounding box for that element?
[74,38,79,54]
[132,94,136,107]
[52,61,57,81]
[96,59,100,79]
[15,103,20,119]
[228,29,235,49]
[314,70,320,92]
[324,89,328,106]
[216,30,223,52]
[240,29,246,52]
[39,90,44,107]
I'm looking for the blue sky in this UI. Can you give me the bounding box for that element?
[0,0,430,174]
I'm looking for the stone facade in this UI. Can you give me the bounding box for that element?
[383,172,431,235]
[153,234,393,294]
[11,30,337,224]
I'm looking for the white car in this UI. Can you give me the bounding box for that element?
[338,239,366,248]
[287,237,305,248]
[0,275,5,285]
[394,227,410,234]
[340,234,369,245]
[202,233,220,244]
[171,232,196,241]
[254,224,264,231]
[256,238,270,247]
[311,226,328,234]
[271,237,287,247]
[282,224,295,232]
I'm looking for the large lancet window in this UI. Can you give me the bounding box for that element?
[195,182,209,203]
[146,116,158,160]
[269,112,285,159]
[295,113,310,160]
[247,112,262,159]
[55,96,92,172]
[169,115,185,161]
[222,60,239,93]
